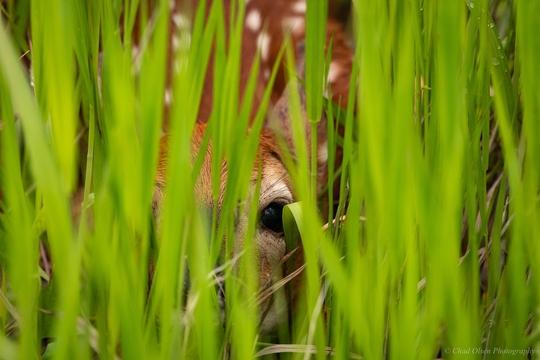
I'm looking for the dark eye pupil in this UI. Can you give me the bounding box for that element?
[260,202,284,233]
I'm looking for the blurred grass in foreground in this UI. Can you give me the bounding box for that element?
[0,0,539,359]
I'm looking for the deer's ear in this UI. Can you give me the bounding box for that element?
[267,82,330,194]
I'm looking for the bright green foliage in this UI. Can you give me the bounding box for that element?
[0,0,539,359]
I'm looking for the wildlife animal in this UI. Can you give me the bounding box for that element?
[153,0,353,331]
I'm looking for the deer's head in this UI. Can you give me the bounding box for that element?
[154,0,352,332]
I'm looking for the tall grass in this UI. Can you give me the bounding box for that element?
[0,0,539,359]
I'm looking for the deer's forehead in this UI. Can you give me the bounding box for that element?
[193,145,291,210]
[259,154,293,206]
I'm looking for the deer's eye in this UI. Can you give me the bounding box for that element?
[260,202,285,233]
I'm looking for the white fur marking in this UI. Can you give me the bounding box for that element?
[172,13,190,29]
[131,45,140,60]
[257,32,271,61]
[164,89,172,106]
[327,62,341,84]
[264,69,271,80]
[318,141,328,164]
[282,16,305,34]
[245,10,261,31]
[172,35,180,52]
[292,1,307,13]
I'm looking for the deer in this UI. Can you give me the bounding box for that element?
[153,0,354,332]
